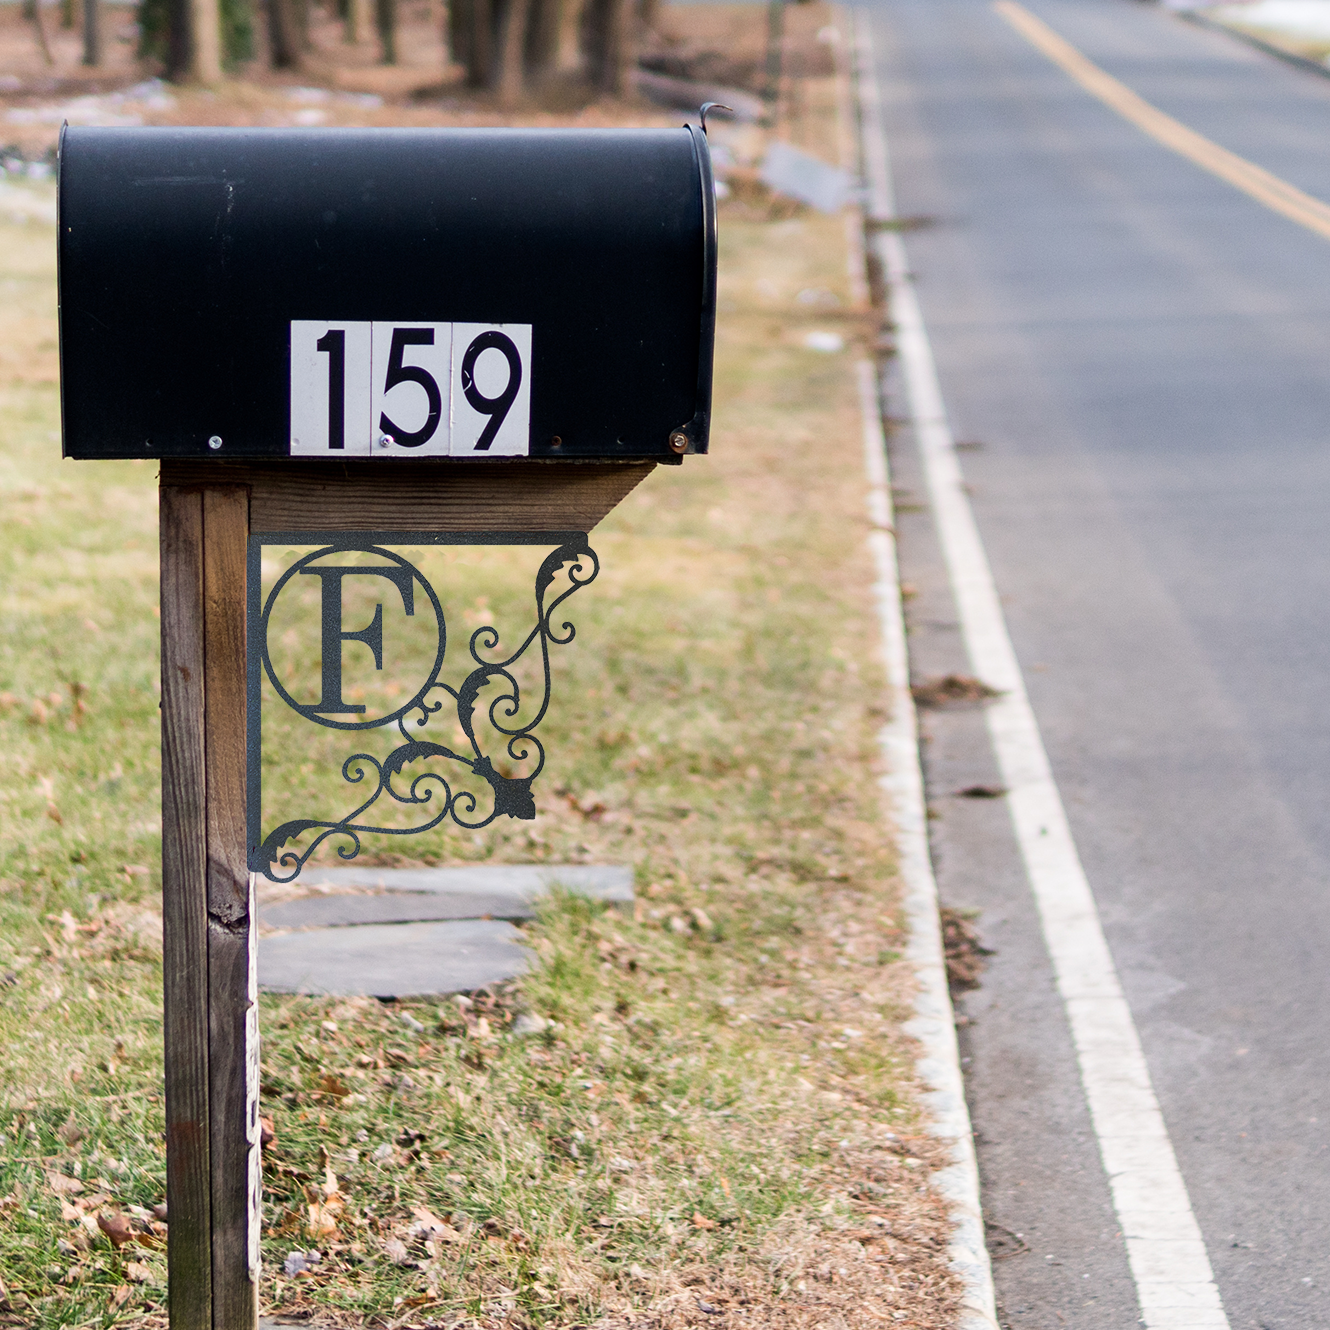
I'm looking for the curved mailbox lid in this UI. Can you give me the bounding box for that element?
[58,125,717,463]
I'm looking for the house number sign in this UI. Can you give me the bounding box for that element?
[289,322,533,458]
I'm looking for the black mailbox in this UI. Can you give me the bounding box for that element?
[58,125,717,464]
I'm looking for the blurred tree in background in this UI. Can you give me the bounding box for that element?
[139,0,248,75]
[137,0,654,98]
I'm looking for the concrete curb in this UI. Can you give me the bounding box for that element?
[842,13,999,1330]
[1176,8,1330,82]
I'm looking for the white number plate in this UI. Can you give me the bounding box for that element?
[289,321,532,458]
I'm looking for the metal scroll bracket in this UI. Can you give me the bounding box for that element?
[246,530,599,883]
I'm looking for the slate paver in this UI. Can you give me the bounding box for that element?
[259,890,526,931]
[257,864,633,997]
[258,918,530,998]
[259,863,632,931]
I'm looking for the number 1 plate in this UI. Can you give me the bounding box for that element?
[289,321,532,458]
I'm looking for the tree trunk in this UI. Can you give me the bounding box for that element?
[522,0,560,84]
[450,0,493,88]
[585,0,629,95]
[375,0,396,64]
[762,0,784,120]
[344,0,362,44]
[29,0,55,66]
[164,0,190,77]
[448,0,471,81]
[493,0,529,104]
[267,0,301,67]
[191,0,221,79]
[82,0,100,64]
[553,0,581,73]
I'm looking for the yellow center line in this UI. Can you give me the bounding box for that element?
[994,0,1330,242]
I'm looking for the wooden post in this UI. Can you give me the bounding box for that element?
[161,487,212,1330]
[161,477,258,1330]
[156,460,654,1325]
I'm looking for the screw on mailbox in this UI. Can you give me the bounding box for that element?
[378,433,394,449]
[669,431,689,454]
[208,435,223,450]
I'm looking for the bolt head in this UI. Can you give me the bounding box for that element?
[207,435,223,450]
[668,431,689,454]
[378,433,394,449]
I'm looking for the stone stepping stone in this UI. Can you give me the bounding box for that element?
[259,919,530,999]
[259,863,632,931]
[256,864,632,998]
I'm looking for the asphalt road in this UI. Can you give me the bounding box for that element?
[861,1,1330,1326]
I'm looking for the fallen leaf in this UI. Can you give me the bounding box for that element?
[259,1117,275,1150]
[383,1236,413,1266]
[408,1206,461,1243]
[60,1200,85,1222]
[691,1212,717,1230]
[911,673,1001,709]
[47,1174,83,1196]
[123,1261,151,1283]
[957,784,1006,799]
[97,1212,135,1248]
[59,1111,84,1148]
[109,1286,131,1308]
[691,906,714,931]
[307,1203,341,1239]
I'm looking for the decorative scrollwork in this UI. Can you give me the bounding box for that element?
[253,536,598,882]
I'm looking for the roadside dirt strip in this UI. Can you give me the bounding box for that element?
[853,9,1230,1330]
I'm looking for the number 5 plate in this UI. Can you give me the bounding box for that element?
[289,320,532,458]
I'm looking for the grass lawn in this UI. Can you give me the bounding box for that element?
[0,17,962,1328]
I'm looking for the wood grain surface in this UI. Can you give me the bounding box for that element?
[159,486,213,1330]
[159,459,656,532]
[201,488,258,1329]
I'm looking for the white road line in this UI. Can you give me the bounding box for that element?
[842,20,994,1326]
[858,360,998,1330]
[843,19,994,1322]
[853,13,1232,1330]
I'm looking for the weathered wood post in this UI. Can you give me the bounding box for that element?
[160,481,257,1330]
[57,121,716,1328]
